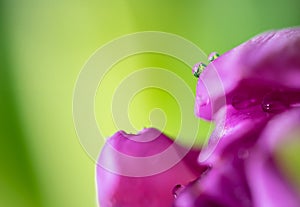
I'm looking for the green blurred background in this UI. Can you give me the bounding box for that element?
[1,0,299,207]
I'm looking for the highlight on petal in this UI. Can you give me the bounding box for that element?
[96,128,207,207]
[195,27,300,121]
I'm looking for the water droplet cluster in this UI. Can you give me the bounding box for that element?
[192,52,219,78]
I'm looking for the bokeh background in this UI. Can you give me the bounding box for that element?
[1,0,300,207]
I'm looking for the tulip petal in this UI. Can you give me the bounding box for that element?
[96,128,207,207]
[198,104,271,163]
[174,158,252,207]
[175,105,268,207]
[246,109,300,207]
[195,27,300,120]
[175,109,300,207]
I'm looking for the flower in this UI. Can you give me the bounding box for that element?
[173,27,300,207]
[96,128,207,207]
[97,27,300,207]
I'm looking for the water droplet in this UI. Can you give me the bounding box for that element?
[192,62,206,78]
[208,52,220,62]
[198,96,209,107]
[262,91,289,113]
[231,94,258,110]
[172,184,185,198]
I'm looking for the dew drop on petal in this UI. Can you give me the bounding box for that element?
[208,52,220,62]
[261,91,289,113]
[172,184,185,198]
[198,96,210,107]
[192,62,206,78]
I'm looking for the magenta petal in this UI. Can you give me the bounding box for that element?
[175,109,300,207]
[174,159,252,207]
[195,27,300,120]
[246,109,300,207]
[257,108,300,153]
[175,106,268,207]
[96,128,207,207]
[198,104,271,163]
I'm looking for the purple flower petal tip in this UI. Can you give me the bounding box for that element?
[96,128,207,207]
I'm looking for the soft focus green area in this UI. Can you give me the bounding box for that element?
[1,0,300,207]
[276,129,300,193]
